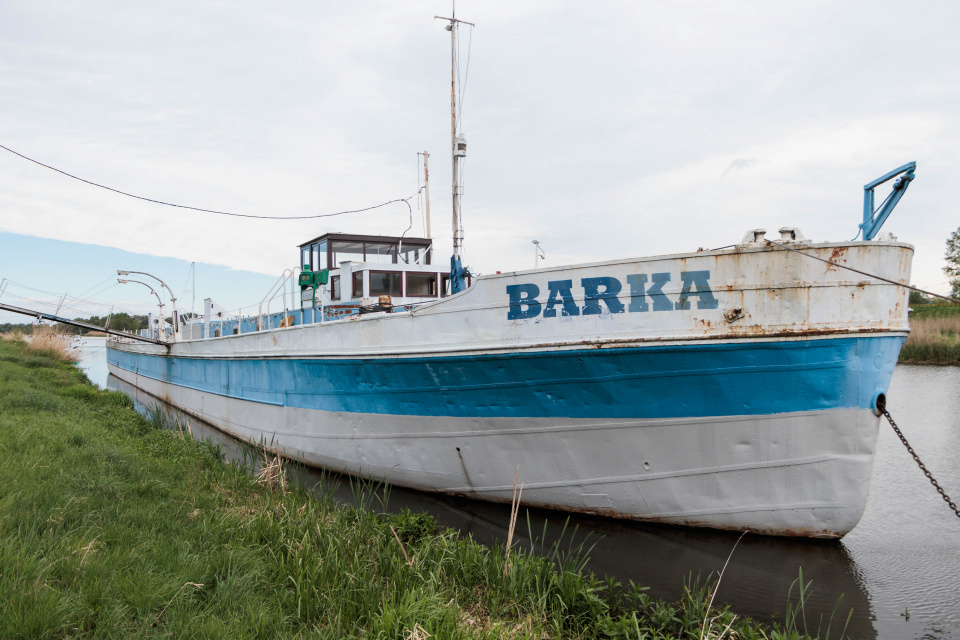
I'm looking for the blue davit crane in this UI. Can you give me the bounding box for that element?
[859,161,916,241]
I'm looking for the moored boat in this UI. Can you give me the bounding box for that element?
[106,13,919,538]
[107,225,913,538]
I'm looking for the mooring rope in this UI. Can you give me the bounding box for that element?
[764,239,960,304]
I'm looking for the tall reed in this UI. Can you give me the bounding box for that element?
[23,325,77,363]
[901,314,960,364]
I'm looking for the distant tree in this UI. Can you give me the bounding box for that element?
[946,226,960,297]
[909,290,931,306]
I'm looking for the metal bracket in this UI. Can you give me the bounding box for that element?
[859,161,916,241]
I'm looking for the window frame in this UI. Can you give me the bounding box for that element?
[330,275,341,300]
[405,272,437,298]
[352,271,364,299]
[368,270,403,297]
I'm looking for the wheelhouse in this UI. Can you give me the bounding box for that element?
[298,233,468,309]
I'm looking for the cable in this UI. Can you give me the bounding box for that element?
[458,24,473,129]
[177,263,194,307]
[765,239,960,304]
[71,275,115,301]
[2,283,138,319]
[4,279,120,311]
[0,142,421,221]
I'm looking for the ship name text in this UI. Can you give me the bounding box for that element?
[506,271,718,320]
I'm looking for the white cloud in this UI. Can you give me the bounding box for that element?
[0,0,957,298]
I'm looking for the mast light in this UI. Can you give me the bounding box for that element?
[454,134,467,158]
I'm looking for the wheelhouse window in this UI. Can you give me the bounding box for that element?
[406,272,437,297]
[400,244,431,265]
[332,241,365,265]
[365,242,397,265]
[352,271,364,298]
[331,275,340,300]
[370,271,402,296]
[316,240,328,270]
[301,247,310,269]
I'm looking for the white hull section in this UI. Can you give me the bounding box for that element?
[109,362,880,538]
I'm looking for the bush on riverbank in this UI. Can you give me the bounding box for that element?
[901,306,960,365]
[0,339,828,639]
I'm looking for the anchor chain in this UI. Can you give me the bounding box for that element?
[879,400,960,519]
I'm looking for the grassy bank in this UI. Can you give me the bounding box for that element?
[901,305,960,365]
[0,337,829,639]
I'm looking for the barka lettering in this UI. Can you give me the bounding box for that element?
[675,270,719,310]
[543,280,580,317]
[506,283,541,320]
[581,277,625,315]
[506,271,717,320]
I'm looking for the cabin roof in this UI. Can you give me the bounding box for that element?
[298,232,433,249]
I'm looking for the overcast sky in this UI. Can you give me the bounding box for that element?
[1,0,958,321]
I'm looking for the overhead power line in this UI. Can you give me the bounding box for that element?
[0,142,420,220]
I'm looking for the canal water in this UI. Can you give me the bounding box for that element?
[75,337,960,640]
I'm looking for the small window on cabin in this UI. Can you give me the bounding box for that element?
[317,240,329,271]
[331,275,340,300]
[370,271,402,296]
[365,242,397,265]
[406,272,436,297]
[331,241,365,265]
[352,271,364,298]
[301,247,310,269]
[311,244,320,271]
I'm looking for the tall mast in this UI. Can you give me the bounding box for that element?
[435,10,474,293]
[450,16,459,259]
[424,151,432,238]
[419,151,431,238]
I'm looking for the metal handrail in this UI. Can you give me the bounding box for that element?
[257,268,300,330]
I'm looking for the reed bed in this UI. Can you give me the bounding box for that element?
[1,328,25,342]
[0,338,832,639]
[901,313,960,365]
[22,324,78,364]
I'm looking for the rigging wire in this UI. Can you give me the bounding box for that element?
[177,263,195,310]
[765,239,960,304]
[0,142,422,221]
[0,288,134,318]
[71,275,116,302]
[78,281,125,307]
[458,24,474,129]
[5,279,123,311]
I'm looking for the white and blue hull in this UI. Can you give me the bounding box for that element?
[107,236,913,537]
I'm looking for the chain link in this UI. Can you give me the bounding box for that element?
[882,408,960,519]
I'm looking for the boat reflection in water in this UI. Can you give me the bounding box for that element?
[108,373,877,639]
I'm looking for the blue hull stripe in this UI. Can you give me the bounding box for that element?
[106,336,903,419]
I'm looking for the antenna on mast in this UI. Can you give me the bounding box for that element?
[435,10,474,295]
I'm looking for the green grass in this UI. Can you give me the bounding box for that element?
[900,308,960,365]
[0,338,833,639]
[907,302,960,320]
